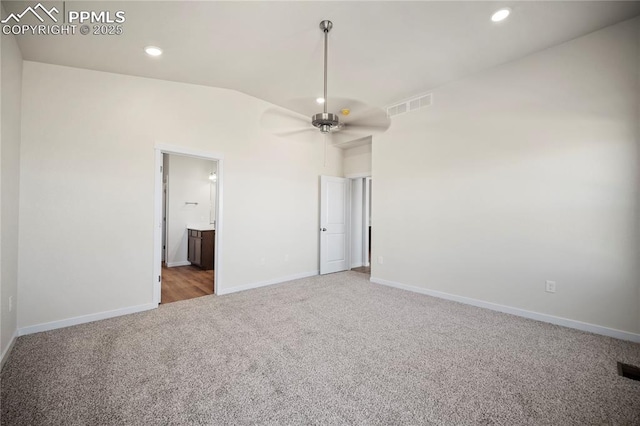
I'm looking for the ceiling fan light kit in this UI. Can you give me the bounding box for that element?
[312,112,339,134]
[312,20,340,134]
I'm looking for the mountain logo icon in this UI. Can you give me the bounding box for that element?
[1,3,59,24]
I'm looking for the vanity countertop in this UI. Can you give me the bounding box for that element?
[187,224,215,232]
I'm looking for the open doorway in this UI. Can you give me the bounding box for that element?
[153,145,223,305]
[350,176,371,275]
[161,154,217,303]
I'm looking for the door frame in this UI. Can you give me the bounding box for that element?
[364,176,372,267]
[153,143,224,304]
[162,160,169,264]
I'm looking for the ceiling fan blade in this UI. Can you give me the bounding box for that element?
[327,129,368,146]
[261,107,311,131]
[331,129,367,138]
[281,97,372,122]
[343,108,391,133]
[328,97,370,114]
[274,128,317,138]
[344,123,390,133]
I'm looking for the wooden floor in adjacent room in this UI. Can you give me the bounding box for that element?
[351,265,371,275]
[161,265,214,304]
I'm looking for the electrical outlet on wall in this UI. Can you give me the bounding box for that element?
[378,256,384,265]
[545,280,557,293]
[284,254,289,262]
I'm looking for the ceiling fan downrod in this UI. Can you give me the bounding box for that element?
[312,20,339,134]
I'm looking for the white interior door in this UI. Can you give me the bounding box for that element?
[320,175,350,275]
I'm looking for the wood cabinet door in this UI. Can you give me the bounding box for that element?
[194,236,202,265]
[188,235,195,263]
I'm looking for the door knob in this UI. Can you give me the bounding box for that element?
[321,228,327,232]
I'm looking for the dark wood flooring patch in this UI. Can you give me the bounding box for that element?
[352,266,371,275]
[161,265,214,304]
[617,362,640,381]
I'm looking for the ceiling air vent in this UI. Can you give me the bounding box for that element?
[387,93,432,117]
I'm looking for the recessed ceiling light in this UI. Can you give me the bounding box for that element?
[316,97,325,104]
[144,46,163,57]
[491,8,511,22]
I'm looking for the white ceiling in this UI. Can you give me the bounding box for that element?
[5,1,640,117]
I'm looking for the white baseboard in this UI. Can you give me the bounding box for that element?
[351,262,363,268]
[217,271,319,295]
[166,261,191,267]
[18,303,157,336]
[370,277,640,343]
[0,330,18,371]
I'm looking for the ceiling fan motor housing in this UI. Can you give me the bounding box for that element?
[312,112,340,133]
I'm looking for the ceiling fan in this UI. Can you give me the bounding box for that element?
[313,20,340,134]
[262,20,390,146]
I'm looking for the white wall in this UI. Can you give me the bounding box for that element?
[343,143,372,177]
[166,155,215,266]
[18,62,342,329]
[372,17,640,334]
[1,28,22,362]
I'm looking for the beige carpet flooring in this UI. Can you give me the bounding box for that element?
[1,271,639,425]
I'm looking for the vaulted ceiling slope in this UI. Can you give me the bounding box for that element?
[5,1,640,116]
